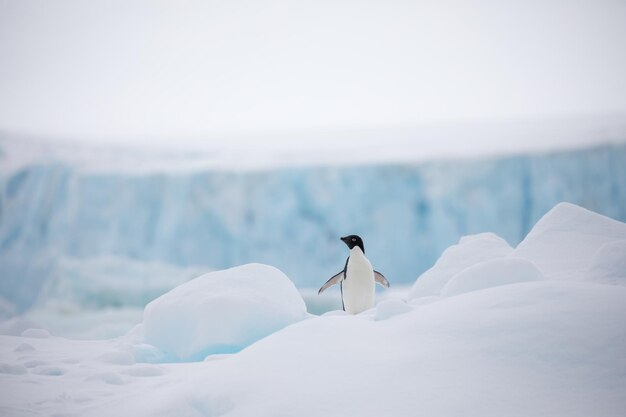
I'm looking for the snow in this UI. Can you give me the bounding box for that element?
[585,240,626,285]
[410,202,626,300]
[3,116,626,174]
[513,202,626,281]
[373,298,413,320]
[441,257,543,297]
[20,328,50,339]
[0,202,625,416]
[408,232,514,299]
[142,263,308,361]
[0,318,41,337]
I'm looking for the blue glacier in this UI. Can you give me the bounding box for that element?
[1,141,625,313]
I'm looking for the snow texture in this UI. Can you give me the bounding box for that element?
[410,202,626,300]
[1,140,626,316]
[441,257,543,297]
[408,232,514,298]
[513,202,626,281]
[0,203,625,416]
[142,263,307,360]
[585,240,626,285]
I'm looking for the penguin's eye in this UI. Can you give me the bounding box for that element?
[352,238,356,242]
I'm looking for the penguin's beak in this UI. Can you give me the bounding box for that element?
[340,236,349,243]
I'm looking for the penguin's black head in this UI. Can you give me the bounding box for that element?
[341,235,364,253]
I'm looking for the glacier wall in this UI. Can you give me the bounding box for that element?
[1,143,625,312]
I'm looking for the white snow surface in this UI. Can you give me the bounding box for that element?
[408,232,514,299]
[441,257,544,298]
[1,202,626,416]
[585,240,626,285]
[513,202,626,281]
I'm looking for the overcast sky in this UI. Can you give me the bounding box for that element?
[1,0,626,149]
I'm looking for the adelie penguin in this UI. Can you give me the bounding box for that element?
[318,235,390,314]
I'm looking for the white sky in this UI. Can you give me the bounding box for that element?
[1,0,626,150]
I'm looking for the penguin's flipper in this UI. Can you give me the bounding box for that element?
[318,271,344,294]
[374,271,390,288]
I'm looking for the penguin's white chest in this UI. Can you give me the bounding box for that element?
[342,248,375,314]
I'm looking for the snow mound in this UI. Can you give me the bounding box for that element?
[0,317,44,336]
[408,232,513,299]
[513,202,626,280]
[374,299,414,320]
[441,257,543,297]
[585,240,626,285]
[21,328,51,339]
[142,263,307,361]
[410,203,626,300]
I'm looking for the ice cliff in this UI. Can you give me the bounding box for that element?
[1,140,625,312]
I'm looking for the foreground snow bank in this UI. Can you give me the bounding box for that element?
[3,280,622,417]
[142,263,307,360]
[171,281,624,417]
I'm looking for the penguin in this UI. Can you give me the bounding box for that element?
[318,235,389,314]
